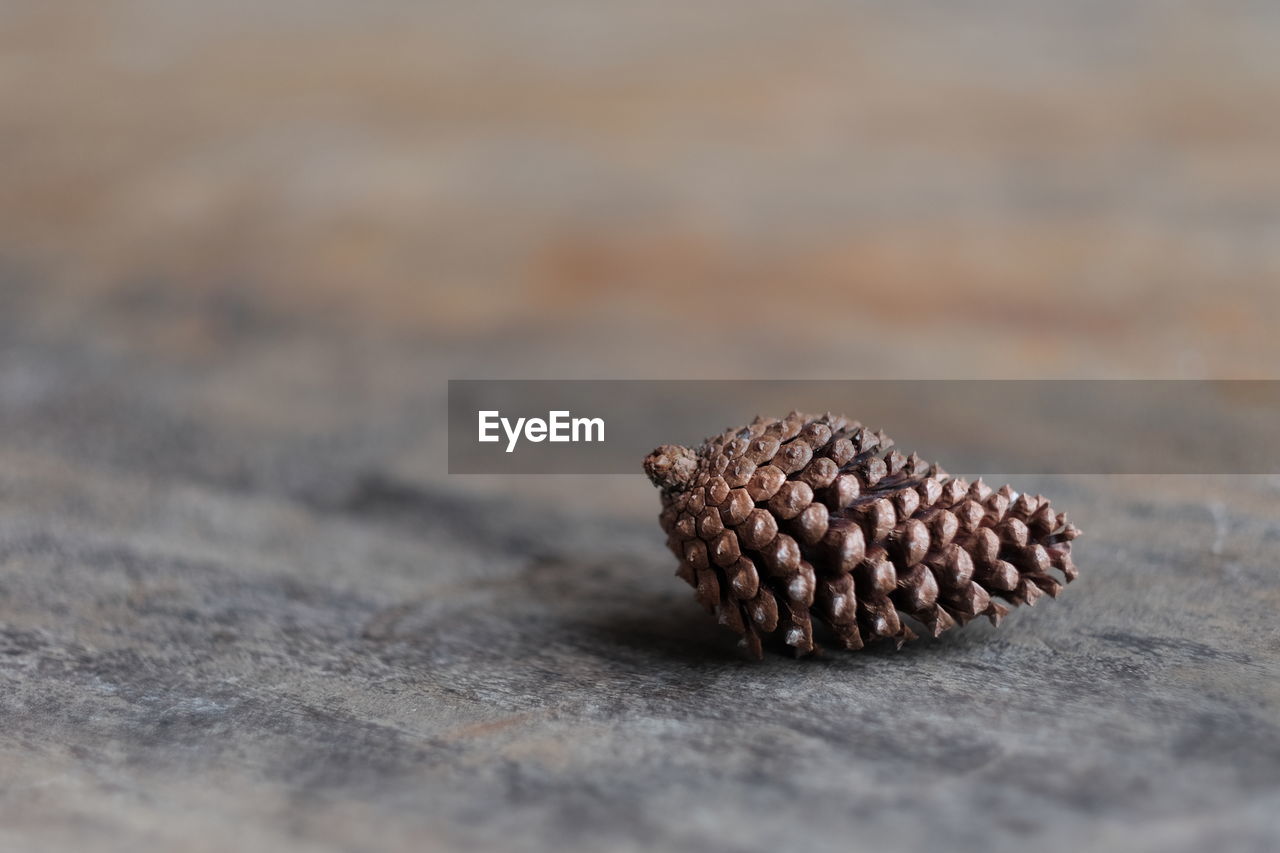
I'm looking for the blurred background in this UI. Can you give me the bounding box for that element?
[6,1,1280,369]
[5,0,1278,507]
[3,3,1280,851]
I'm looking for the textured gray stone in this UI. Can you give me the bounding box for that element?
[1,298,1278,851]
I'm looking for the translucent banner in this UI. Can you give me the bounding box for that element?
[448,380,1280,475]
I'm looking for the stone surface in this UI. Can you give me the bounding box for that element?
[1,289,1278,851]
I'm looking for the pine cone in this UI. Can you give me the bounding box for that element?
[643,411,1081,658]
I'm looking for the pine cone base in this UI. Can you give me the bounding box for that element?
[643,412,1081,658]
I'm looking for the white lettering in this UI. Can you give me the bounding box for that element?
[573,416,604,442]
[549,410,570,442]
[502,416,525,453]
[478,411,500,442]
[482,410,604,452]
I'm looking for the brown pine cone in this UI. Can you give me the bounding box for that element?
[643,411,1081,658]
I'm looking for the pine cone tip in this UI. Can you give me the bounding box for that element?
[643,444,698,491]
